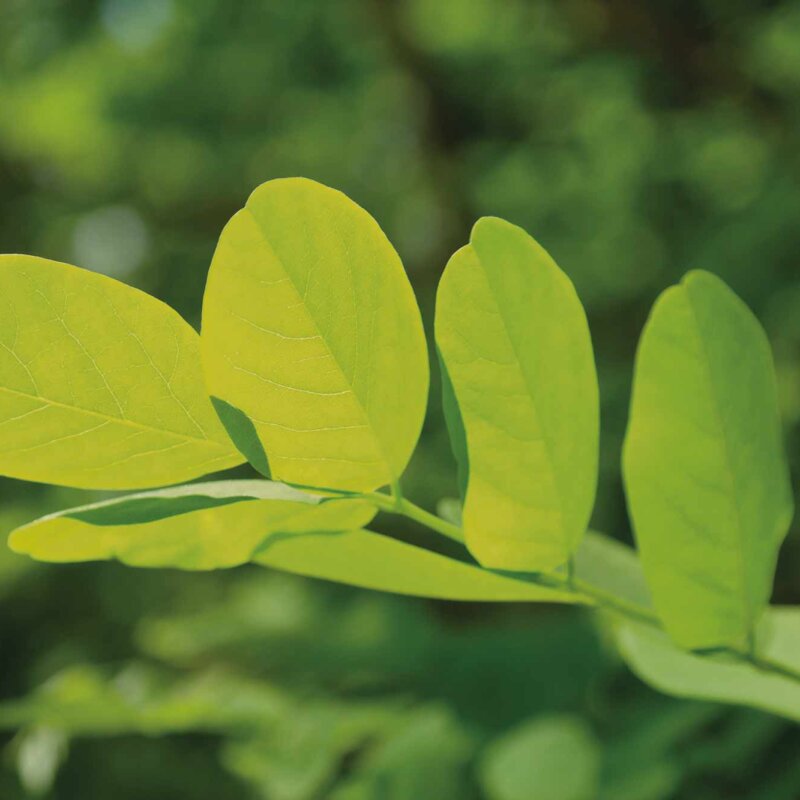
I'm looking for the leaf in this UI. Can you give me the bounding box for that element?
[611,608,800,723]
[479,714,600,800]
[0,664,292,735]
[9,490,376,570]
[623,271,794,651]
[201,177,429,492]
[20,479,319,526]
[435,217,599,571]
[0,254,243,489]
[254,528,584,603]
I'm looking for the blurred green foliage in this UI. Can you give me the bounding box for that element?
[1,0,800,797]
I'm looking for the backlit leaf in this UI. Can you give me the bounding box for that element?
[0,255,242,489]
[623,271,794,651]
[201,177,429,492]
[435,217,599,571]
[9,492,376,570]
[20,479,319,526]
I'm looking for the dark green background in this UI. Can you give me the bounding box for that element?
[1,1,799,797]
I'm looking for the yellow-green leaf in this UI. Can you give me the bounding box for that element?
[9,494,376,570]
[201,178,429,492]
[435,218,599,572]
[254,528,584,603]
[623,271,794,652]
[0,255,242,490]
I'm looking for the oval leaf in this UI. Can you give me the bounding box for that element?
[0,255,242,489]
[9,495,376,570]
[435,217,599,572]
[479,715,600,800]
[201,178,429,492]
[623,271,794,652]
[254,528,584,603]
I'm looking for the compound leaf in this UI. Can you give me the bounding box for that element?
[0,255,243,490]
[435,217,599,572]
[623,271,794,652]
[9,491,376,570]
[201,178,429,492]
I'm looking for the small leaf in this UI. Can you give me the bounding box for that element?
[479,714,600,800]
[201,177,429,492]
[254,528,584,603]
[435,218,599,571]
[0,255,243,489]
[9,491,376,570]
[623,271,794,651]
[612,608,800,723]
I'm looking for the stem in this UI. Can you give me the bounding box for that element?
[369,488,800,686]
[366,490,464,543]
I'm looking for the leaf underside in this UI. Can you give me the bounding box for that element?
[612,608,800,723]
[10,485,376,570]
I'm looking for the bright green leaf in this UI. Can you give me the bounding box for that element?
[254,528,584,603]
[479,714,600,800]
[201,177,429,492]
[9,492,376,570]
[0,254,242,490]
[623,270,794,652]
[612,608,800,723]
[435,217,599,571]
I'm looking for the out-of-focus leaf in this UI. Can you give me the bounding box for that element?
[0,255,242,490]
[435,217,598,572]
[611,607,800,722]
[330,706,475,800]
[201,177,429,492]
[223,702,404,800]
[479,714,600,800]
[0,665,290,735]
[253,528,583,603]
[9,496,375,570]
[623,270,793,651]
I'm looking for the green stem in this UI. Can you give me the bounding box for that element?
[366,490,464,544]
[372,489,800,686]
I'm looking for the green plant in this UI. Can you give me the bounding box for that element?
[2,177,798,721]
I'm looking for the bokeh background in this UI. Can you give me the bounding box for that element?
[2,1,800,797]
